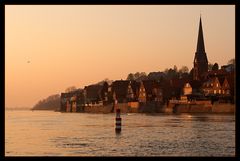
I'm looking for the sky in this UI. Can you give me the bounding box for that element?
[5,5,235,108]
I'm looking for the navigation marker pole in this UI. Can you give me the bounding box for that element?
[115,105,121,133]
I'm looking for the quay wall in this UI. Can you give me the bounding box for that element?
[64,102,235,114]
[113,103,130,113]
[212,103,235,113]
[170,103,235,114]
[84,104,113,113]
[173,104,212,113]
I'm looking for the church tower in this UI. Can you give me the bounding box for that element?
[193,16,208,80]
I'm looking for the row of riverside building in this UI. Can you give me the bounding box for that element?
[60,66,234,113]
[60,16,235,113]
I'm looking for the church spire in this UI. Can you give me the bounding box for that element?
[196,16,205,52]
[193,15,208,81]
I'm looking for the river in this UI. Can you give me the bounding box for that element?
[5,110,235,156]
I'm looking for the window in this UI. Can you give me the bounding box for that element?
[222,90,225,94]
[216,83,218,87]
[218,90,221,94]
[214,90,216,94]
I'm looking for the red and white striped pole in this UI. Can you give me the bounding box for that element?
[115,108,121,133]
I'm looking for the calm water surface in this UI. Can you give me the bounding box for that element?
[5,110,235,156]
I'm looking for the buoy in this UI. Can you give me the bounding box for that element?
[115,108,121,133]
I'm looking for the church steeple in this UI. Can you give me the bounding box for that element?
[196,16,205,52]
[193,16,208,81]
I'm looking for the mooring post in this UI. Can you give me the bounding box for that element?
[115,108,121,133]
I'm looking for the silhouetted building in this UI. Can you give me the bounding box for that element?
[84,84,103,104]
[193,16,208,81]
[112,80,130,103]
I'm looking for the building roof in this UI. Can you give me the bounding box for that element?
[197,16,205,53]
[194,16,208,65]
[142,80,161,95]
[112,80,130,99]
[84,84,103,100]
[204,69,228,78]
[130,80,140,96]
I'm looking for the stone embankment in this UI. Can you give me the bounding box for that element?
[164,102,235,114]
[83,104,113,113]
[64,102,235,114]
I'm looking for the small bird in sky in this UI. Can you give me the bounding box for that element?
[27,61,30,63]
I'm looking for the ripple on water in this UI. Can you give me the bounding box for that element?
[6,110,235,156]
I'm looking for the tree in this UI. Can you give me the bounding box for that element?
[208,63,213,71]
[164,68,169,74]
[65,86,77,93]
[167,68,178,79]
[227,58,235,66]
[126,73,135,80]
[32,94,60,111]
[173,65,178,72]
[134,72,141,79]
[179,66,189,73]
[212,63,219,71]
[96,78,113,85]
[139,72,147,77]
[147,72,166,80]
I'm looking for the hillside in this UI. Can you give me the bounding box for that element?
[32,94,60,111]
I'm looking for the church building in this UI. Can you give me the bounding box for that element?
[193,16,208,81]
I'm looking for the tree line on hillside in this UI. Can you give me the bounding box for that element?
[126,65,190,81]
[126,58,235,82]
[32,94,60,111]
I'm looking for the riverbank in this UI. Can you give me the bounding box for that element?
[58,102,235,114]
[164,102,235,114]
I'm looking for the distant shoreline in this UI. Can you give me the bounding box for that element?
[5,107,32,110]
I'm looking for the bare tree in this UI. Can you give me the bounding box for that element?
[65,86,77,93]
[228,58,235,66]
[212,63,219,71]
[126,73,135,80]
[208,63,213,71]
[179,66,189,73]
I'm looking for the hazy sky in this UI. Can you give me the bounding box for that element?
[5,5,235,107]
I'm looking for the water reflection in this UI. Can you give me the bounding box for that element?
[5,110,235,156]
